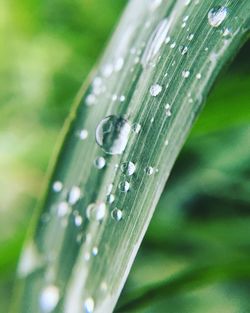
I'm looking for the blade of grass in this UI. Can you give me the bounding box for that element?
[13,1,250,313]
[116,258,250,312]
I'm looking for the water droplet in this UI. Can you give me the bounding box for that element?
[112,94,118,101]
[92,247,98,256]
[121,161,136,176]
[111,208,123,221]
[114,57,124,72]
[164,139,169,146]
[18,241,41,277]
[68,186,81,205]
[222,27,232,38]
[187,33,194,41]
[149,0,162,10]
[79,129,88,140]
[84,297,95,313]
[102,63,113,77]
[165,104,172,117]
[107,194,115,204]
[208,6,227,28]
[196,73,202,79]
[170,42,176,49]
[53,181,63,192]
[94,156,106,169]
[57,202,70,217]
[182,70,190,78]
[75,215,83,226]
[145,166,154,175]
[141,18,169,67]
[132,123,141,134]
[120,95,126,102]
[86,94,96,106]
[106,183,113,195]
[96,115,131,155]
[86,202,106,222]
[119,181,130,192]
[39,285,60,313]
[150,84,162,96]
[179,45,188,55]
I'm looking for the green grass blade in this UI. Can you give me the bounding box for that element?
[13,1,250,313]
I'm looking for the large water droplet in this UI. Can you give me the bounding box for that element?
[208,6,227,27]
[96,115,131,155]
[121,161,136,176]
[86,202,106,222]
[111,208,123,221]
[39,285,60,313]
[84,297,95,313]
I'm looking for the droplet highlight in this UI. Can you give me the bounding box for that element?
[208,6,227,28]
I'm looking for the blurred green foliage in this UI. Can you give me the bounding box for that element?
[0,0,249,312]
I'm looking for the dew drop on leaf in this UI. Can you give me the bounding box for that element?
[94,156,106,169]
[52,181,63,192]
[208,6,227,28]
[84,297,95,313]
[150,84,162,96]
[132,123,141,134]
[107,194,115,204]
[96,115,131,155]
[119,181,130,192]
[111,208,123,221]
[121,161,136,176]
[86,202,106,222]
[39,285,60,313]
[68,186,81,205]
[182,70,190,78]
[57,202,70,217]
[79,129,88,140]
[145,166,154,175]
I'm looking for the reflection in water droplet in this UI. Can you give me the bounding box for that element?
[111,208,123,221]
[86,202,106,221]
[84,297,95,313]
[96,115,131,155]
[119,181,130,192]
[68,186,81,205]
[39,285,60,313]
[145,166,154,175]
[121,161,136,176]
[94,157,106,169]
[208,6,227,28]
[150,84,162,96]
[92,247,98,256]
[53,181,63,192]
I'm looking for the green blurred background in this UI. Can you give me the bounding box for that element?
[0,0,249,312]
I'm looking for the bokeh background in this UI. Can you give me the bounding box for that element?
[0,0,249,312]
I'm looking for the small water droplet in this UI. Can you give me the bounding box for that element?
[121,161,136,176]
[111,208,123,221]
[107,194,115,204]
[222,27,232,38]
[94,156,106,169]
[187,33,194,41]
[170,42,176,49]
[114,57,124,72]
[179,45,188,55]
[111,94,118,102]
[57,202,70,217]
[165,104,172,117]
[132,123,141,134]
[182,70,190,78]
[208,6,227,28]
[119,181,130,192]
[39,285,60,313]
[96,115,131,155]
[86,94,96,106]
[106,183,113,195]
[86,202,106,222]
[150,84,162,96]
[75,215,83,226]
[145,166,154,175]
[92,247,98,256]
[165,36,171,44]
[79,129,88,140]
[53,181,63,192]
[102,63,113,77]
[68,186,81,205]
[196,73,202,79]
[120,95,126,102]
[84,297,95,313]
